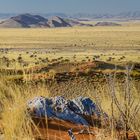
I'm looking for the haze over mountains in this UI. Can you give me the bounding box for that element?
[0,11,140,20]
[72,11,140,20]
[0,11,140,28]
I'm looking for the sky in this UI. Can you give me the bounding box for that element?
[0,0,140,14]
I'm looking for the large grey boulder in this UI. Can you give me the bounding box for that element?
[27,96,106,126]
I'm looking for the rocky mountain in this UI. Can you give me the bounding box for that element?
[0,14,93,28]
[95,22,121,26]
[0,18,24,28]
[65,18,93,27]
[0,14,49,28]
[47,16,71,27]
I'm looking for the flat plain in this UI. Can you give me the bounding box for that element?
[0,25,140,66]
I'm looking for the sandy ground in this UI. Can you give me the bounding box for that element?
[32,118,97,140]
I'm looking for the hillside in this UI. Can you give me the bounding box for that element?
[0,14,48,28]
[0,14,93,28]
[95,22,121,26]
[47,16,71,27]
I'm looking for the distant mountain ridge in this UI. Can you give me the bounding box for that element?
[0,11,140,20]
[0,14,94,28]
[72,11,140,20]
[0,14,123,28]
[95,22,121,26]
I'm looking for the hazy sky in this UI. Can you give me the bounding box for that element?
[0,0,140,14]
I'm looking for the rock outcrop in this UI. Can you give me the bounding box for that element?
[27,96,108,140]
[28,96,108,126]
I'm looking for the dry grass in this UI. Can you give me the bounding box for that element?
[0,25,139,139]
[0,79,50,140]
[0,72,139,140]
[0,26,140,50]
[0,25,140,69]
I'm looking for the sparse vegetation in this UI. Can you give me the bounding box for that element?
[0,25,140,140]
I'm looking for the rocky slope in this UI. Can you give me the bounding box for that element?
[0,14,93,28]
[0,14,48,28]
[95,22,121,26]
[47,16,71,27]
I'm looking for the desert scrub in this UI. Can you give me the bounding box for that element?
[106,67,140,140]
